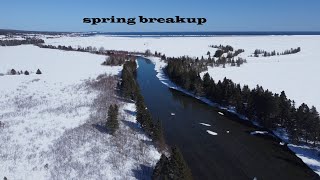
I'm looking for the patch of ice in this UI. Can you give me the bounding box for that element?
[207,130,218,136]
[250,131,268,135]
[199,123,211,127]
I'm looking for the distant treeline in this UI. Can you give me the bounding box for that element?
[253,47,301,57]
[120,60,193,179]
[166,58,320,146]
[0,37,44,46]
[37,44,141,65]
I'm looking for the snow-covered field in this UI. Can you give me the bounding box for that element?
[7,34,319,176]
[0,45,160,179]
[44,35,320,110]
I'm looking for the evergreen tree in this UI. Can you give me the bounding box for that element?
[213,49,223,57]
[168,147,193,180]
[202,72,211,96]
[11,69,16,75]
[153,147,193,180]
[309,106,320,146]
[278,91,291,126]
[296,103,310,143]
[153,119,166,149]
[106,104,119,135]
[287,101,299,142]
[152,154,170,180]
[121,61,138,100]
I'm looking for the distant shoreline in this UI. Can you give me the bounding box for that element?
[84,31,320,36]
[2,29,320,36]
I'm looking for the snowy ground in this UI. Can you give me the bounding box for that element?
[40,34,320,175]
[0,45,160,179]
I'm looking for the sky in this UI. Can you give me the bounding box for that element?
[1,0,320,32]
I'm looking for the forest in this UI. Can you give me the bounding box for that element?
[165,57,320,146]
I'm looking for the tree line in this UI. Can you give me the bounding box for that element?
[37,44,140,66]
[8,68,42,75]
[165,58,320,146]
[120,60,165,148]
[120,60,193,179]
[0,37,44,46]
[37,44,144,57]
[253,47,301,57]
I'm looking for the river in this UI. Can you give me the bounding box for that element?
[136,57,318,180]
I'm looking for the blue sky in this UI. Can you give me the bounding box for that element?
[1,0,319,32]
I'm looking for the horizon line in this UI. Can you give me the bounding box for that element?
[2,28,320,34]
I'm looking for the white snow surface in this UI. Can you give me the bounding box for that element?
[0,45,160,179]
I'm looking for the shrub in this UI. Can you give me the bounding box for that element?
[36,69,42,74]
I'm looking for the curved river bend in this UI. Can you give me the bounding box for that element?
[136,57,318,180]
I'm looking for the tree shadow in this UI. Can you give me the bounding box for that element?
[124,109,136,116]
[132,164,153,180]
[122,120,141,131]
[92,124,108,134]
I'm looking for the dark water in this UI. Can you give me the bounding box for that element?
[136,57,318,180]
